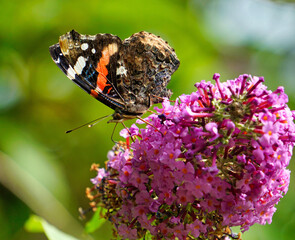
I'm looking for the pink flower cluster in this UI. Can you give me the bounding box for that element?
[88,74,295,239]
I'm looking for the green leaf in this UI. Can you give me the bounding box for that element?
[24,214,44,233]
[41,219,80,240]
[85,208,107,233]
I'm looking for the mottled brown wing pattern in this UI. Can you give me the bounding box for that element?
[118,31,180,106]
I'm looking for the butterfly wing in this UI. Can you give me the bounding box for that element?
[119,31,180,105]
[49,30,126,111]
[49,30,180,121]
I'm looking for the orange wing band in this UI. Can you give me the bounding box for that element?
[95,48,112,92]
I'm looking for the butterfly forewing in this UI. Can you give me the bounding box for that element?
[50,30,126,111]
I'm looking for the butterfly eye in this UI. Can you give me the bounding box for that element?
[112,112,123,121]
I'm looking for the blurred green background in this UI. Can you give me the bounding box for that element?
[1,0,295,239]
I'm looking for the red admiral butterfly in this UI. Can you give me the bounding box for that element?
[49,30,179,123]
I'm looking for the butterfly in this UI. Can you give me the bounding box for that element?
[49,30,179,124]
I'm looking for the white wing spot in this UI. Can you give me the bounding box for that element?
[74,56,86,75]
[81,43,89,51]
[91,48,96,54]
[116,65,127,76]
[54,57,60,64]
[67,67,76,80]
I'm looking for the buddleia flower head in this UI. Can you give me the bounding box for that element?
[87,74,295,240]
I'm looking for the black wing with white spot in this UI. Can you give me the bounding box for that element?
[49,30,126,111]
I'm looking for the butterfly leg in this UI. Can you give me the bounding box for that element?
[110,123,118,143]
[150,94,176,103]
[121,122,135,143]
[147,109,157,114]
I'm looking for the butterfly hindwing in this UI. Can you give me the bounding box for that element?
[120,31,179,104]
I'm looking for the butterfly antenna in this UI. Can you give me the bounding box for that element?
[66,114,112,133]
